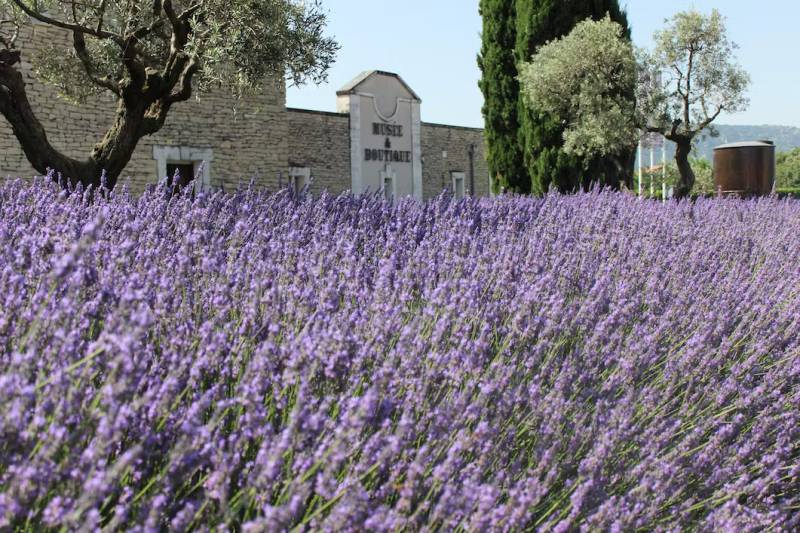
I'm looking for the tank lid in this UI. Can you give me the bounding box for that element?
[714,140,776,150]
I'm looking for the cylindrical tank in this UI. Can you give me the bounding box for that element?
[713,140,776,197]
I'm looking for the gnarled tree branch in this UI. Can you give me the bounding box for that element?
[1,0,338,191]
[0,54,91,183]
[165,58,198,103]
[9,0,122,43]
[72,30,121,95]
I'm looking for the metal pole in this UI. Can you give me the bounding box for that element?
[442,150,448,192]
[650,147,655,196]
[468,144,476,196]
[637,142,643,196]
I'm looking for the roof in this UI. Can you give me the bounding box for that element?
[336,70,421,101]
[714,140,775,150]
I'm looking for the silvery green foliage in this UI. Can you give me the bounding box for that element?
[1,177,799,530]
[637,9,750,138]
[0,0,338,102]
[518,17,639,160]
[647,156,715,195]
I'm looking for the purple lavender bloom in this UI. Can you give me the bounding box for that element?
[1,179,798,530]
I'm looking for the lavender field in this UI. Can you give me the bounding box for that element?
[1,179,799,531]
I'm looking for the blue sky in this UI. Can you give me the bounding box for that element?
[286,1,799,129]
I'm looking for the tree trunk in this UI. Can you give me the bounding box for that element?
[90,99,153,190]
[583,149,634,191]
[673,137,695,199]
[0,51,97,186]
[1,51,159,191]
[612,149,636,191]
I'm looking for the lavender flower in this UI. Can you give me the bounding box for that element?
[1,177,798,530]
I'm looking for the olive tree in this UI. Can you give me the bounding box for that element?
[518,16,638,190]
[519,9,749,198]
[639,9,749,198]
[0,0,337,189]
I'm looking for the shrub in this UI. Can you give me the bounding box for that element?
[777,148,800,189]
[1,179,798,530]
[776,187,800,199]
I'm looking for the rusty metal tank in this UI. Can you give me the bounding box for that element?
[713,140,776,197]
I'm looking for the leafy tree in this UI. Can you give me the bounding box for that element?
[638,9,749,199]
[0,0,337,189]
[776,148,800,189]
[515,0,631,195]
[686,156,714,194]
[644,156,713,197]
[518,16,637,190]
[478,0,526,193]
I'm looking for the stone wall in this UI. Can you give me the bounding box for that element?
[285,112,492,200]
[286,108,351,195]
[0,23,287,193]
[1,24,492,200]
[421,122,491,200]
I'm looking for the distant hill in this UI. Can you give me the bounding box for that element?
[641,125,800,163]
[693,125,800,159]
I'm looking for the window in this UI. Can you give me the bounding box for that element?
[166,162,196,190]
[153,146,213,190]
[380,165,396,201]
[288,167,311,195]
[451,171,466,200]
[383,175,394,201]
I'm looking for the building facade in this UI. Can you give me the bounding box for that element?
[0,25,490,200]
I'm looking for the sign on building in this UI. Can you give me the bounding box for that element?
[336,71,423,200]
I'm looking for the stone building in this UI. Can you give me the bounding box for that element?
[1,24,490,200]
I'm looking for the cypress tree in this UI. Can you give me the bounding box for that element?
[478,0,528,193]
[515,0,632,194]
